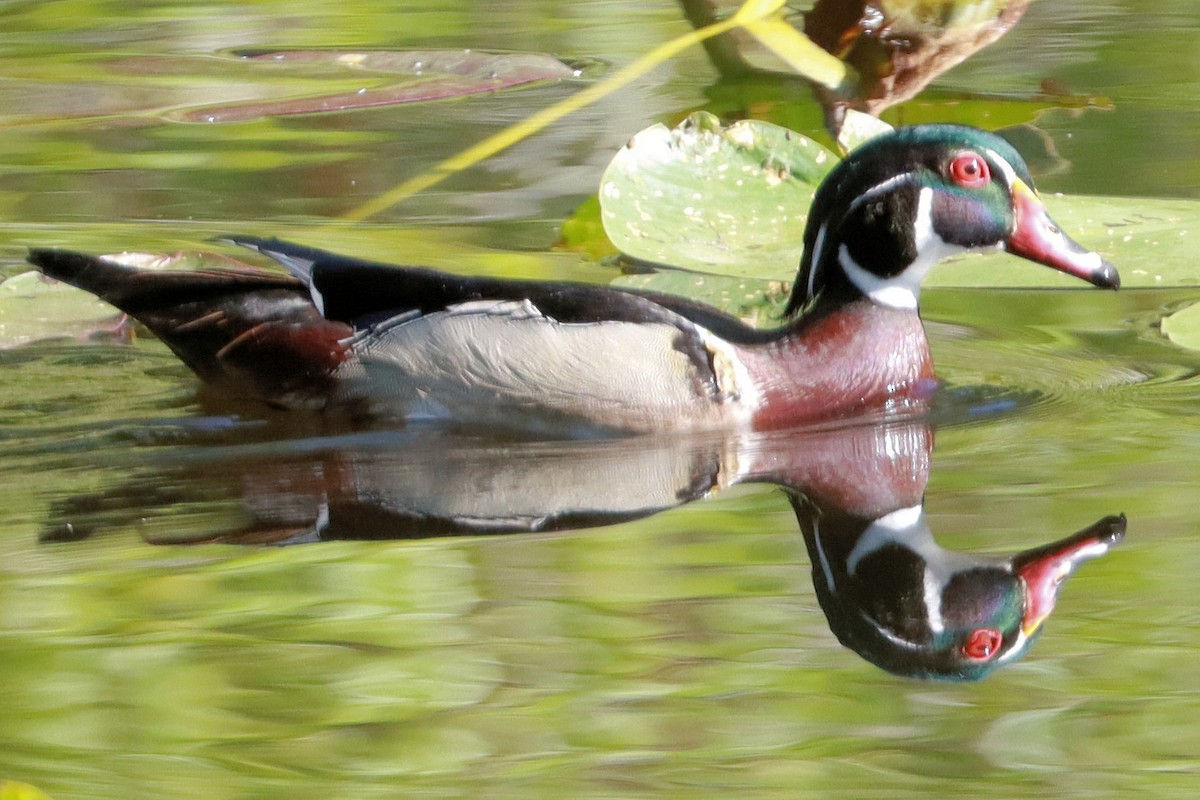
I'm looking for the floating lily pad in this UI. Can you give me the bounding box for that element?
[599,111,835,276]
[0,270,126,348]
[1161,301,1200,351]
[836,108,894,153]
[171,50,576,123]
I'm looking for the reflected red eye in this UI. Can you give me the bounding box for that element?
[948,152,991,188]
[962,628,1003,661]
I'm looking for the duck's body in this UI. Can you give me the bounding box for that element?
[27,124,1118,434]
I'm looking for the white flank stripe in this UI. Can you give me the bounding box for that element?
[805,222,828,303]
[984,148,1018,189]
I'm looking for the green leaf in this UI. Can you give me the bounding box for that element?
[0,781,54,800]
[599,111,835,276]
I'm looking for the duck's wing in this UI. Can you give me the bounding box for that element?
[227,236,773,343]
[227,237,754,431]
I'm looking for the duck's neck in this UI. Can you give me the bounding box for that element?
[736,297,936,428]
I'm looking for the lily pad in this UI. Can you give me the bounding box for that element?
[599,111,835,275]
[836,108,894,153]
[1161,301,1200,351]
[0,270,127,348]
[171,50,577,123]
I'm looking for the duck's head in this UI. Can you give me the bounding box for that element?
[787,124,1119,316]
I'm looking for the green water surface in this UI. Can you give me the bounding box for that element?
[1,2,1199,799]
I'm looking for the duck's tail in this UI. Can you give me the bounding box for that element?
[28,248,305,312]
[28,248,352,408]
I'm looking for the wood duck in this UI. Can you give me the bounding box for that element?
[28,124,1118,435]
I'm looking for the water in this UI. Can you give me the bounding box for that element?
[3,1,1200,798]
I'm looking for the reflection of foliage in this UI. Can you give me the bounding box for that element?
[803,0,1032,118]
[682,0,1035,135]
[168,50,578,124]
[340,0,838,221]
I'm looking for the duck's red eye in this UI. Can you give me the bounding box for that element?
[962,628,1003,661]
[948,153,991,188]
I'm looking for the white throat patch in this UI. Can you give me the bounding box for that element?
[839,186,970,311]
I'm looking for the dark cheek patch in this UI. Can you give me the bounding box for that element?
[844,187,921,279]
[931,190,1005,248]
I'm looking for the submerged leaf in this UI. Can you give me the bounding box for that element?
[173,50,576,123]
[599,111,834,275]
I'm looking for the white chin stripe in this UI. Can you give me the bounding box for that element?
[839,245,920,311]
[839,186,970,310]
[846,504,926,574]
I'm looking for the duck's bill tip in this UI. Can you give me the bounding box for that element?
[1094,259,1121,290]
[1006,180,1120,290]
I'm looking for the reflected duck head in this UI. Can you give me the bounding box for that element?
[791,494,1125,680]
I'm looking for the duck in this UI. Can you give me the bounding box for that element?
[27,124,1119,435]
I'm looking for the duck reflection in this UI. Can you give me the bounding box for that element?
[788,478,1123,680]
[43,420,1122,679]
